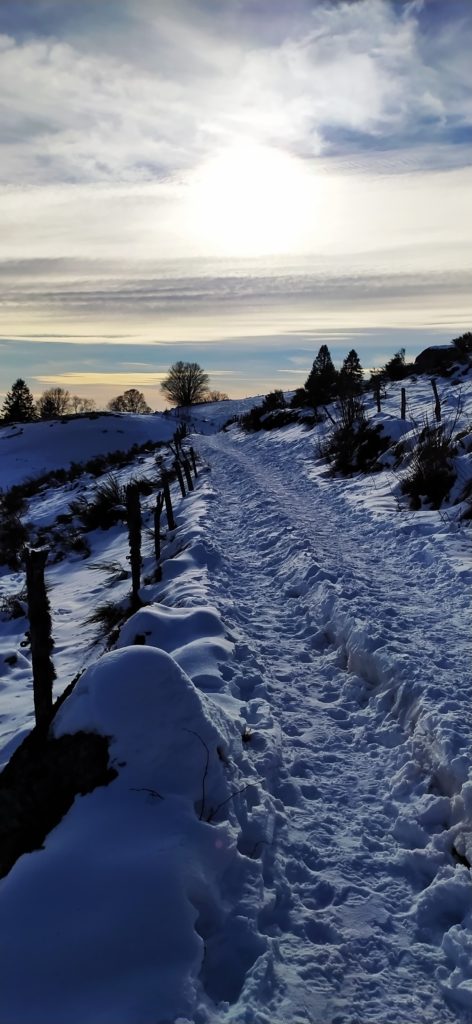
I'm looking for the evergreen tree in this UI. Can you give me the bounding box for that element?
[304,345,338,408]
[339,349,363,396]
[384,348,407,381]
[2,378,37,423]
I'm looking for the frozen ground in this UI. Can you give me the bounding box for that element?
[0,371,471,1023]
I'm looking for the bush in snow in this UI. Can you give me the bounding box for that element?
[0,588,27,620]
[240,390,299,431]
[69,474,127,531]
[319,394,390,475]
[86,599,130,646]
[0,514,29,569]
[400,417,458,510]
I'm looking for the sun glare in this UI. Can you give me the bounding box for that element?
[187,142,315,257]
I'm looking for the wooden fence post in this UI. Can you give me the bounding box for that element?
[174,461,186,498]
[373,381,381,413]
[401,387,406,420]
[154,492,164,565]
[162,474,176,530]
[190,447,198,477]
[126,483,142,607]
[182,459,194,491]
[24,547,55,732]
[431,378,441,423]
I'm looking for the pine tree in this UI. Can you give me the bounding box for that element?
[2,379,37,423]
[304,345,338,408]
[339,349,363,396]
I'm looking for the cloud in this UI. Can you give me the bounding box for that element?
[0,0,470,189]
[32,371,168,387]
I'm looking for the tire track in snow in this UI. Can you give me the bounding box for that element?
[196,432,468,1024]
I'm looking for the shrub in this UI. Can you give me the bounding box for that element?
[87,560,128,587]
[86,599,129,645]
[290,388,309,408]
[0,515,29,568]
[262,390,286,412]
[240,391,288,431]
[69,474,126,531]
[0,588,27,620]
[400,418,457,509]
[239,406,265,432]
[319,395,390,475]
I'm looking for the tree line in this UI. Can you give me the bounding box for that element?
[3,335,470,424]
[0,362,228,425]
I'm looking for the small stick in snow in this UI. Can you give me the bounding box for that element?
[131,787,163,801]
[184,728,209,820]
[206,784,250,824]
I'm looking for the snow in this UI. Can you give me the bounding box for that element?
[0,369,472,1023]
[0,411,175,489]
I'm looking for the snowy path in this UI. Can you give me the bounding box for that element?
[196,430,471,1023]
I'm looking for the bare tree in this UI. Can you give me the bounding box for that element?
[37,387,71,419]
[160,362,209,406]
[71,395,96,414]
[204,390,229,402]
[108,389,151,414]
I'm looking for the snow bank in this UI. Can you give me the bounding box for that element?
[0,644,268,1024]
[0,412,175,488]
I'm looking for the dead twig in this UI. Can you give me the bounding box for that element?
[206,784,250,823]
[184,728,210,821]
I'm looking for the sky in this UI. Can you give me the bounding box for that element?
[0,0,471,409]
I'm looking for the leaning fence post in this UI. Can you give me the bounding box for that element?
[154,492,164,565]
[431,378,441,423]
[24,547,55,732]
[401,387,406,420]
[174,460,186,498]
[182,459,194,491]
[162,473,176,530]
[190,447,198,477]
[126,483,142,607]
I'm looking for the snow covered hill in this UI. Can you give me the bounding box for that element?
[0,369,471,1023]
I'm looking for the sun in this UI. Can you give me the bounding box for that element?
[186,141,315,257]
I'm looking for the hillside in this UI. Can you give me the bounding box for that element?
[0,367,471,1024]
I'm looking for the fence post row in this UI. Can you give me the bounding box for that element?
[126,483,142,606]
[190,447,198,476]
[24,547,56,732]
[19,452,200,731]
